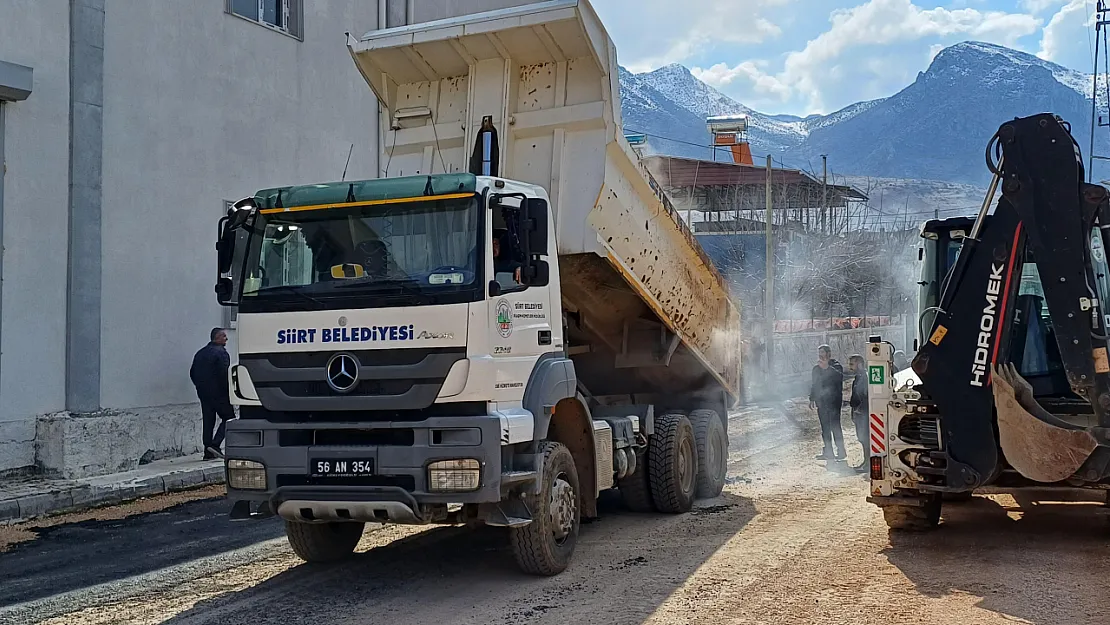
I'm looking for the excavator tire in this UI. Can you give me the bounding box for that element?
[882,496,941,531]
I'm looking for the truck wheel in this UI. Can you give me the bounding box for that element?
[618,450,654,512]
[510,441,580,576]
[690,409,728,499]
[882,496,941,531]
[648,412,698,513]
[284,520,365,562]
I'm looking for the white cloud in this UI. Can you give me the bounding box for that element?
[1022,0,1066,13]
[692,61,791,99]
[595,0,789,73]
[1038,0,1096,68]
[691,0,1041,112]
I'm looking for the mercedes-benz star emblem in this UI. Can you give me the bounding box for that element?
[325,353,359,393]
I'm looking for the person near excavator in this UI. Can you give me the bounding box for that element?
[847,354,870,471]
[810,344,846,461]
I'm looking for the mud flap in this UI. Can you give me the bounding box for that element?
[992,363,1098,482]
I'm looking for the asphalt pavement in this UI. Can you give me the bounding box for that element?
[0,495,283,615]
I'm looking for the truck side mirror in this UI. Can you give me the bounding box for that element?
[217,216,235,274]
[216,277,235,304]
[522,198,549,256]
[528,259,550,287]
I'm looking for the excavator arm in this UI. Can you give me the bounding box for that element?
[912,113,1110,489]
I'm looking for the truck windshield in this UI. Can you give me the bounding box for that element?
[237,194,482,311]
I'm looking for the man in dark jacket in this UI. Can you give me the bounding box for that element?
[809,344,846,460]
[492,229,522,283]
[847,354,870,470]
[190,328,233,459]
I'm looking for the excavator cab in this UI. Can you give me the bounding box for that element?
[871,113,1110,530]
[915,217,973,355]
[920,222,1109,415]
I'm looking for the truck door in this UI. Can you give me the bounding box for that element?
[488,210,554,397]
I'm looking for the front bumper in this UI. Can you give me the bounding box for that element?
[224,414,507,523]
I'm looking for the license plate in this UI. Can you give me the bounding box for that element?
[310,458,375,477]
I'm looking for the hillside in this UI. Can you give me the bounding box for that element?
[620,41,1110,191]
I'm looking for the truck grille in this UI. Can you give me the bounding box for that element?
[239,402,487,423]
[239,347,466,412]
[278,379,414,398]
[279,428,415,447]
[264,348,433,368]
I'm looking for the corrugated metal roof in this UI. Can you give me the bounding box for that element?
[643,155,868,202]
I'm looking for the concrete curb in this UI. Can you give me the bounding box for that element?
[0,461,225,525]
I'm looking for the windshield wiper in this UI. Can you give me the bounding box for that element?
[332,278,438,303]
[250,284,327,308]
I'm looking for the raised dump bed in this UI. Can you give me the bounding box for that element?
[348,0,741,400]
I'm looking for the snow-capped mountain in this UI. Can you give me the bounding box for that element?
[620,41,1110,186]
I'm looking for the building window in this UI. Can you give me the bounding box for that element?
[226,0,303,40]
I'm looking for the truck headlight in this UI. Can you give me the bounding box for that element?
[227,459,267,490]
[427,459,481,492]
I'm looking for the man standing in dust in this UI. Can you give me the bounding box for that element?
[847,354,870,470]
[809,344,846,460]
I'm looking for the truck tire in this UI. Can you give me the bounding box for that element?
[618,450,654,512]
[510,441,580,576]
[882,496,941,531]
[690,409,727,499]
[648,412,698,513]
[284,520,365,562]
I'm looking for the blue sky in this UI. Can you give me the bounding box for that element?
[592,0,1099,116]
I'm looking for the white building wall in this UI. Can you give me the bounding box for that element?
[0,0,71,471]
[0,0,381,475]
[409,0,546,24]
[99,0,380,409]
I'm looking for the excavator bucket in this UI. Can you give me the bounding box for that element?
[991,363,1098,483]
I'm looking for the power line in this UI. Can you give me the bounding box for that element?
[624,127,777,162]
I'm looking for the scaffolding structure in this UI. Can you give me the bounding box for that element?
[642,155,868,235]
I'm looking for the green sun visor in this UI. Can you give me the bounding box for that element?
[253,173,478,212]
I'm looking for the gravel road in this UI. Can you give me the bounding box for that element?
[2,403,1107,625]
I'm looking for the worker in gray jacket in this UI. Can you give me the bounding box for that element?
[810,345,846,460]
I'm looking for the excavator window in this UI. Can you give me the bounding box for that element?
[1008,250,1070,398]
[1004,228,1110,405]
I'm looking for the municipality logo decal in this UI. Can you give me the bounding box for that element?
[496,298,514,338]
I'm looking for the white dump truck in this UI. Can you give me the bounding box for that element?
[214,0,741,575]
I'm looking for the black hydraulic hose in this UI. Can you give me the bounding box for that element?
[985,132,1003,177]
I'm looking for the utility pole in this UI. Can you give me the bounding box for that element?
[821,154,828,235]
[765,155,774,376]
